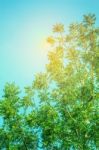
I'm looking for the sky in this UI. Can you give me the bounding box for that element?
[0,0,99,95]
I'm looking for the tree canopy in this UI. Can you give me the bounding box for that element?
[0,14,99,150]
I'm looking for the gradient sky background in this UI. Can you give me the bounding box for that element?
[0,0,99,96]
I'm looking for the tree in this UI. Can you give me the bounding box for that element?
[0,14,99,150]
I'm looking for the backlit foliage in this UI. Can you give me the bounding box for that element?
[0,14,99,150]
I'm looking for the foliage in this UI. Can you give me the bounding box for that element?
[0,14,99,150]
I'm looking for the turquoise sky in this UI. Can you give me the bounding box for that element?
[0,0,99,95]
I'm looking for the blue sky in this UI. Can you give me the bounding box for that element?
[0,0,99,95]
